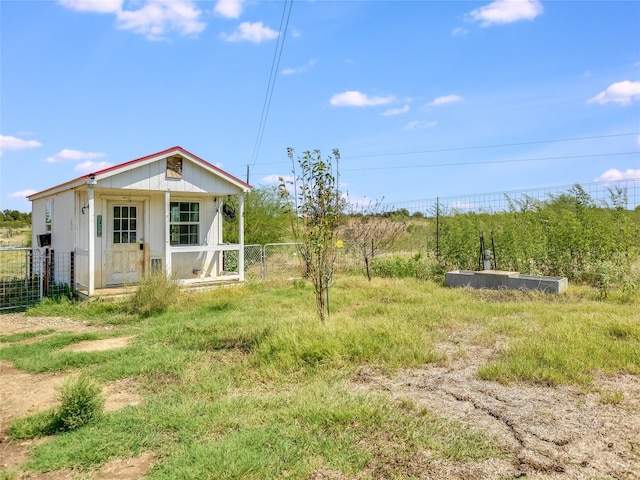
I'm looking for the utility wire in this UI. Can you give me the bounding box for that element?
[340,151,640,172]
[246,132,640,169]
[248,0,293,181]
[342,132,640,159]
[249,150,639,177]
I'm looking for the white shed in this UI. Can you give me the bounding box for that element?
[28,146,252,297]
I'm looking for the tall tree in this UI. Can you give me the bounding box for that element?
[279,148,341,323]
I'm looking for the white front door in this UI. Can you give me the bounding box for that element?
[107,202,144,285]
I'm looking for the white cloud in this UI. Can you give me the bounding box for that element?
[330,91,395,107]
[59,0,205,40]
[261,174,292,185]
[45,149,106,164]
[469,0,543,26]
[221,21,279,43]
[214,0,244,19]
[116,1,205,40]
[382,105,410,116]
[588,80,640,106]
[452,27,468,37]
[596,168,640,182]
[0,135,42,154]
[282,59,317,76]
[403,120,437,131]
[8,189,38,199]
[75,160,113,173]
[58,0,122,14]
[430,94,462,106]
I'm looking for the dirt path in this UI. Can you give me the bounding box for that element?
[0,314,149,479]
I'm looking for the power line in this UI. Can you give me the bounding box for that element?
[246,132,640,170]
[342,132,640,159]
[249,151,639,178]
[248,0,294,182]
[341,151,640,172]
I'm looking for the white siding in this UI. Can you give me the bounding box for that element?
[31,190,75,253]
[98,158,241,195]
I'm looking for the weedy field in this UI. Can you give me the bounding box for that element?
[1,276,639,479]
[0,228,30,249]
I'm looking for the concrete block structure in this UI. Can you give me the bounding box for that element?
[445,270,568,293]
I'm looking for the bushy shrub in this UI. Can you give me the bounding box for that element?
[58,376,105,431]
[128,272,180,317]
[371,253,442,281]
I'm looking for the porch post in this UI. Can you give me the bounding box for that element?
[238,193,245,282]
[87,186,95,296]
[164,191,172,277]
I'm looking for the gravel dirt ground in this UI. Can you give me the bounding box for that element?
[354,338,640,479]
[1,312,639,479]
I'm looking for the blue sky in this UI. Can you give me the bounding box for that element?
[1,0,639,212]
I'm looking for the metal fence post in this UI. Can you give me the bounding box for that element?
[44,248,50,297]
[39,252,44,301]
[436,197,440,260]
[70,251,75,292]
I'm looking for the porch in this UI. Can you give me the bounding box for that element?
[76,275,243,302]
[74,241,246,298]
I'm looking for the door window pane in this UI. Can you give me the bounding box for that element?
[113,205,138,244]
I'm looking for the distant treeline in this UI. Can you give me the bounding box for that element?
[0,210,31,228]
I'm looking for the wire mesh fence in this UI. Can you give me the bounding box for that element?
[376,178,640,278]
[0,248,74,311]
[382,178,640,216]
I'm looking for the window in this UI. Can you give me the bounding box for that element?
[112,205,137,244]
[170,202,199,245]
[45,202,53,232]
[166,156,183,179]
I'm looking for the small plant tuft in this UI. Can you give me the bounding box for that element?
[57,376,105,431]
[8,376,104,440]
[128,272,180,317]
[598,390,624,405]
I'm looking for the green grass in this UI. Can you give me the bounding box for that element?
[2,275,638,478]
[0,329,55,343]
[25,296,137,325]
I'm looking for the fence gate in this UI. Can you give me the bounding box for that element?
[0,248,74,311]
